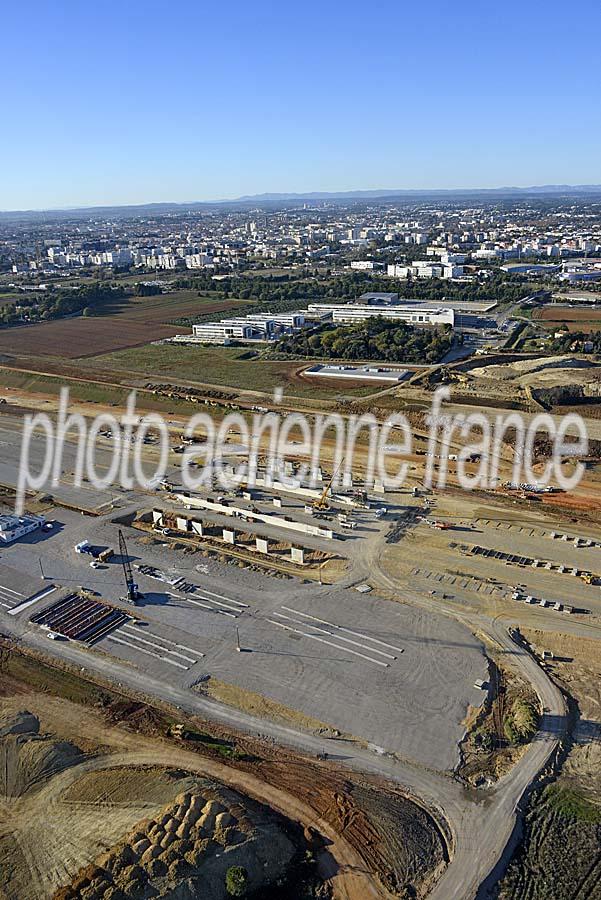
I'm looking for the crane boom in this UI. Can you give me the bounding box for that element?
[118,529,142,604]
[313,458,345,510]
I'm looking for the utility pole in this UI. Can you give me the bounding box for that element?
[38,557,45,580]
[235,626,241,652]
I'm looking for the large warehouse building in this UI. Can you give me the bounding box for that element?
[306,302,455,327]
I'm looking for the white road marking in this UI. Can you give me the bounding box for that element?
[106,634,189,670]
[281,606,405,654]
[194,586,248,608]
[178,595,237,618]
[119,630,196,663]
[0,583,23,598]
[122,625,203,659]
[0,584,25,606]
[195,593,243,614]
[0,601,11,609]
[266,619,389,668]
[272,612,395,659]
[8,586,57,616]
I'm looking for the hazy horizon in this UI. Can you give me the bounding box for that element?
[2,182,601,215]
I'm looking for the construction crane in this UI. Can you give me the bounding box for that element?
[118,529,143,605]
[312,459,345,510]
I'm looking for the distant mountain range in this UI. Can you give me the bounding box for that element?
[235,185,601,201]
[2,184,601,219]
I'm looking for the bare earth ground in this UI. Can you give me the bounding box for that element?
[0,653,448,900]
[496,630,601,900]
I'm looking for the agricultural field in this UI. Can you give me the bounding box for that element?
[86,344,378,399]
[0,317,179,358]
[110,290,249,324]
[0,292,247,359]
[533,304,601,332]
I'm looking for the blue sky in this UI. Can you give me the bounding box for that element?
[2,0,600,209]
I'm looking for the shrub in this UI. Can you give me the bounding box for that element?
[225,865,249,897]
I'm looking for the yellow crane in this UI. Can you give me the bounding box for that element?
[313,459,345,510]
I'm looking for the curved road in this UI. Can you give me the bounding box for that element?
[356,540,568,900]
[0,518,570,900]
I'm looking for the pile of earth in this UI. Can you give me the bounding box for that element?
[0,710,83,798]
[469,355,595,382]
[54,784,297,900]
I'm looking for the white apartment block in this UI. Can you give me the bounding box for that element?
[350,260,379,270]
[185,253,214,269]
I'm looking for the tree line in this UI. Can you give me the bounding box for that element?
[0,283,126,327]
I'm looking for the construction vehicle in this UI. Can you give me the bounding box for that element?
[312,460,344,511]
[98,547,114,563]
[168,723,191,740]
[581,572,598,585]
[118,529,143,605]
[74,540,92,554]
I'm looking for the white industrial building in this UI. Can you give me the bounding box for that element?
[192,321,255,343]
[387,261,463,280]
[190,311,306,344]
[306,302,455,327]
[305,364,409,383]
[559,261,601,283]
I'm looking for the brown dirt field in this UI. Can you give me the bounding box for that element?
[0,318,181,359]
[522,629,601,722]
[533,306,601,332]
[0,292,249,361]
[199,677,358,740]
[535,306,601,322]
[0,649,449,900]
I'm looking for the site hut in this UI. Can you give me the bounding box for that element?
[0,514,45,544]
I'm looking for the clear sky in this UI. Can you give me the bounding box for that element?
[2,0,600,209]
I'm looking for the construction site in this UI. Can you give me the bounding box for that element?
[0,341,600,900]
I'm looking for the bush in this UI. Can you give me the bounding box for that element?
[504,699,538,745]
[225,865,249,897]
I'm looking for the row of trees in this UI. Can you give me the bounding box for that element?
[0,282,126,327]
[274,317,453,363]
[173,270,530,307]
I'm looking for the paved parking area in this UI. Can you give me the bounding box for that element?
[0,505,488,771]
[0,561,57,615]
